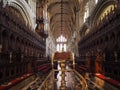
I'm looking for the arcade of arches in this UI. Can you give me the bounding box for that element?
[0,0,120,90]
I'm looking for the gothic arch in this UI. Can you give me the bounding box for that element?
[91,0,117,24]
[2,0,36,30]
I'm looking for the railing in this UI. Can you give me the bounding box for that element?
[37,71,54,90]
[74,70,88,90]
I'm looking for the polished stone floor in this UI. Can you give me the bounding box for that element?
[21,63,103,90]
[53,64,82,90]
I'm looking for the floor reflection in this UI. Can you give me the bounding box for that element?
[55,63,81,90]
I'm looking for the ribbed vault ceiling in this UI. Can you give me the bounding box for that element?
[47,0,80,41]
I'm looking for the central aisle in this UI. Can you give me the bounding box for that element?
[53,63,82,90]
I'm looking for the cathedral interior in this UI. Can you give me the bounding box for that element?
[0,0,120,90]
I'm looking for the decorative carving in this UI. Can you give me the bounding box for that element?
[0,6,47,84]
[78,1,120,80]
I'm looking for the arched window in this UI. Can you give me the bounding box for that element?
[56,35,67,43]
[56,35,67,52]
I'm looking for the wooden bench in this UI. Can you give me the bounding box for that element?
[75,65,120,89]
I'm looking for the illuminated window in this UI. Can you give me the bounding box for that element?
[56,35,67,43]
[56,35,67,52]
[56,44,59,51]
[64,44,66,52]
[60,44,63,52]
[95,0,98,4]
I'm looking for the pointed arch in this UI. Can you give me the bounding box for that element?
[2,0,36,30]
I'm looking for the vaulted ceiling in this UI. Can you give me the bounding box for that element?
[47,0,81,41]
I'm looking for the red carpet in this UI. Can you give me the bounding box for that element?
[0,73,33,90]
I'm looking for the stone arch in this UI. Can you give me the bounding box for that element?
[2,0,36,30]
[91,0,117,24]
[79,24,88,37]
